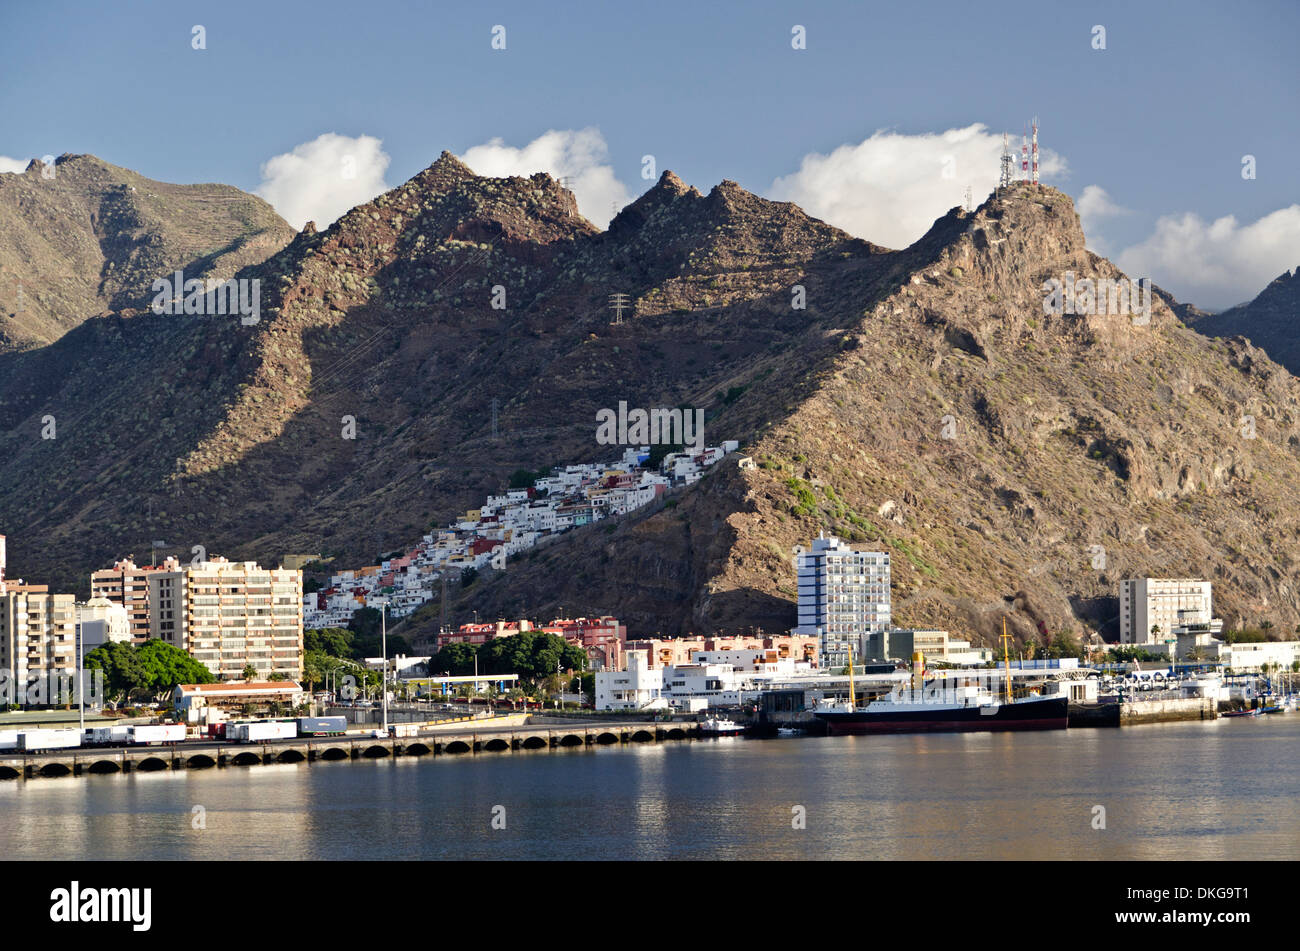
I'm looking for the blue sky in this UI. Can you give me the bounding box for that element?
[2,0,1296,308]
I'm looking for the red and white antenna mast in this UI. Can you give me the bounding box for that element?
[1031,116,1039,185]
[1020,130,1029,183]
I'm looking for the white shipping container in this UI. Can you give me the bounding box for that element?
[18,729,82,751]
[388,723,419,737]
[129,724,186,745]
[232,721,296,742]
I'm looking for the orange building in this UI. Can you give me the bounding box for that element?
[623,634,819,670]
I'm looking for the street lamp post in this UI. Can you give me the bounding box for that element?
[379,600,389,736]
[77,624,85,732]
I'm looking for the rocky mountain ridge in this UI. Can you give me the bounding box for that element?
[2,153,1299,649]
[1188,266,1300,376]
[0,154,294,351]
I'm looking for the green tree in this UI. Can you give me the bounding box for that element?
[349,628,410,661]
[136,639,215,697]
[430,642,479,676]
[348,607,382,639]
[85,640,214,703]
[242,663,258,681]
[306,627,354,657]
[85,641,148,703]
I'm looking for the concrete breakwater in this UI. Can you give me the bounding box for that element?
[1067,696,1217,728]
[752,697,1220,732]
[0,719,698,781]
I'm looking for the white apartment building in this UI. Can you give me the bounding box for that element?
[793,533,891,670]
[149,557,303,681]
[1120,578,1213,645]
[75,597,131,651]
[1221,640,1300,672]
[595,649,666,711]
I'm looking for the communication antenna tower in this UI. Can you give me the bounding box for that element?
[1031,117,1040,185]
[998,132,1016,190]
[964,185,973,212]
[1021,131,1029,182]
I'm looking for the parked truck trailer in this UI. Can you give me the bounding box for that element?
[17,729,83,752]
[296,716,347,737]
[128,724,186,745]
[227,721,297,743]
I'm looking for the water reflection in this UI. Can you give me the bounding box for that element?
[0,718,1296,860]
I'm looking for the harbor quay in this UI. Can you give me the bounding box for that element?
[0,716,701,781]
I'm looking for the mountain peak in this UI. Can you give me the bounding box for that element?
[656,170,693,196]
[411,150,477,191]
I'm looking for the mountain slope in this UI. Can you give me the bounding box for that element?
[413,185,1300,642]
[2,157,1299,649]
[0,154,295,351]
[1188,267,1300,375]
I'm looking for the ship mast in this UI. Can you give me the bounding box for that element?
[1000,618,1013,703]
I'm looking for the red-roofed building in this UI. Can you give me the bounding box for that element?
[542,616,626,671]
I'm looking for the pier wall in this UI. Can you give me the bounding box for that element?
[1120,696,1216,725]
[1069,696,1217,727]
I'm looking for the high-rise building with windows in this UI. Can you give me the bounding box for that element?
[0,534,79,699]
[793,533,891,670]
[148,557,303,680]
[0,585,77,693]
[90,556,181,643]
[1119,578,1213,645]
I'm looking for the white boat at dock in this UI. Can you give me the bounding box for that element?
[697,717,745,736]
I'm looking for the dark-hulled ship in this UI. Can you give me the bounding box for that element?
[814,686,1069,735]
[814,635,1069,735]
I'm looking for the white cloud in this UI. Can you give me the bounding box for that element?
[768,123,1068,249]
[1075,184,1130,256]
[1076,184,1127,221]
[255,133,390,230]
[0,155,30,174]
[462,128,632,228]
[1116,205,1300,311]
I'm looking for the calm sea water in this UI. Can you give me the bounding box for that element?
[2,717,1296,860]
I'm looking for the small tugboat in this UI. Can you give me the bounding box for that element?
[697,716,745,736]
